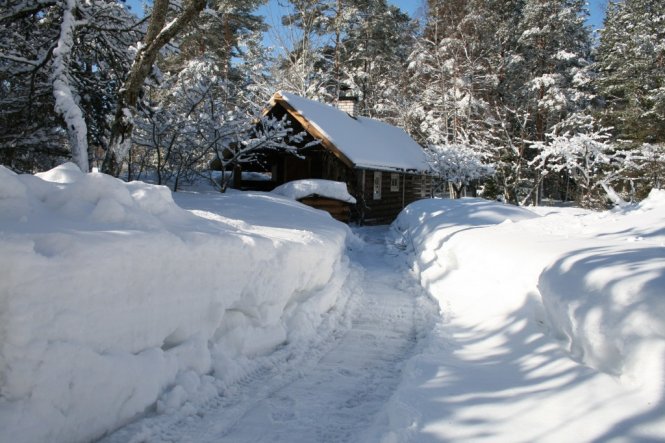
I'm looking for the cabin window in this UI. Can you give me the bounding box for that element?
[390,173,399,192]
[373,171,382,200]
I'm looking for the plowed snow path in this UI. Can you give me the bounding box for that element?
[100,226,436,443]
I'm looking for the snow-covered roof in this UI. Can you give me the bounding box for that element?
[271,91,430,173]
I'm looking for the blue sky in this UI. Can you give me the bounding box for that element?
[256,0,607,51]
[123,0,607,35]
[387,0,606,29]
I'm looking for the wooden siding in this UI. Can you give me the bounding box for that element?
[354,170,430,225]
[260,99,431,225]
[299,197,351,223]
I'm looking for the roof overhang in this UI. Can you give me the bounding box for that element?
[266,92,356,170]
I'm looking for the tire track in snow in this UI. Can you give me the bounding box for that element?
[100,226,436,443]
[208,227,432,443]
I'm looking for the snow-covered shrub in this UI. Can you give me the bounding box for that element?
[426,142,495,198]
[530,127,644,208]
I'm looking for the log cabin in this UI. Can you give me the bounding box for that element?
[240,91,432,224]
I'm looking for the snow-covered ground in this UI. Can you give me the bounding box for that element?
[381,194,665,442]
[1,164,664,442]
[100,227,437,443]
[0,164,356,443]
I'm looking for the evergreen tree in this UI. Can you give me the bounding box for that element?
[337,0,415,120]
[509,0,593,142]
[501,0,593,203]
[273,0,415,116]
[272,0,338,99]
[408,0,511,197]
[596,0,665,144]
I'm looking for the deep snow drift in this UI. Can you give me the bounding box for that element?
[0,164,355,443]
[100,226,438,443]
[382,194,665,442]
[2,163,664,443]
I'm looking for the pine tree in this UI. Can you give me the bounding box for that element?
[409,0,495,146]
[502,0,594,203]
[596,0,665,144]
[407,0,508,197]
[271,0,338,99]
[337,0,415,120]
[515,0,592,136]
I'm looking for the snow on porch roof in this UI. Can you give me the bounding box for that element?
[272,91,431,173]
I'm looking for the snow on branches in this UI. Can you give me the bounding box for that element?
[530,125,650,207]
[215,115,315,191]
[427,141,495,198]
[52,0,89,173]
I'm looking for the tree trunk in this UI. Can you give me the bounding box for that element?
[102,0,206,176]
[53,0,90,172]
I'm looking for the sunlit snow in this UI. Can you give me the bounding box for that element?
[1,165,663,442]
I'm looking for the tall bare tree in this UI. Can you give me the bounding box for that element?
[102,0,206,176]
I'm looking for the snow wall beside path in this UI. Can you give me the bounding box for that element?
[538,191,665,382]
[393,195,665,382]
[0,164,354,443]
[384,196,665,441]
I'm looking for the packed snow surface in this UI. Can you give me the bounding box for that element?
[272,179,357,203]
[277,91,430,173]
[0,164,354,443]
[100,227,438,443]
[383,194,665,442]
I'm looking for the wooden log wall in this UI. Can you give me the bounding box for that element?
[299,197,351,223]
[354,170,431,225]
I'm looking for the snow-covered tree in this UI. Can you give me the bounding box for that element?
[214,114,314,190]
[233,30,278,113]
[336,0,415,121]
[131,48,309,192]
[639,143,665,192]
[132,58,221,188]
[408,0,495,146]
[0,0,139,172]
[530,121,647,207]
[270,0,338,100]
[407,0,517,201]
[427,141,495,198]
[271,0,415,117]
[509,0,594,141]
[595,0,665,144]
[102,0,207,176]
[494,0,594,204]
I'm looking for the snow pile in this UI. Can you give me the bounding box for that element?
[539,190,665,380]
[378,195,665,441]
[0,164,354,443]
[272,179,357,203]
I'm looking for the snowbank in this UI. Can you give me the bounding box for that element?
[0,164,354,443]
[272,179,357,203]
[378,195,665,441]
[539,190,665,380]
